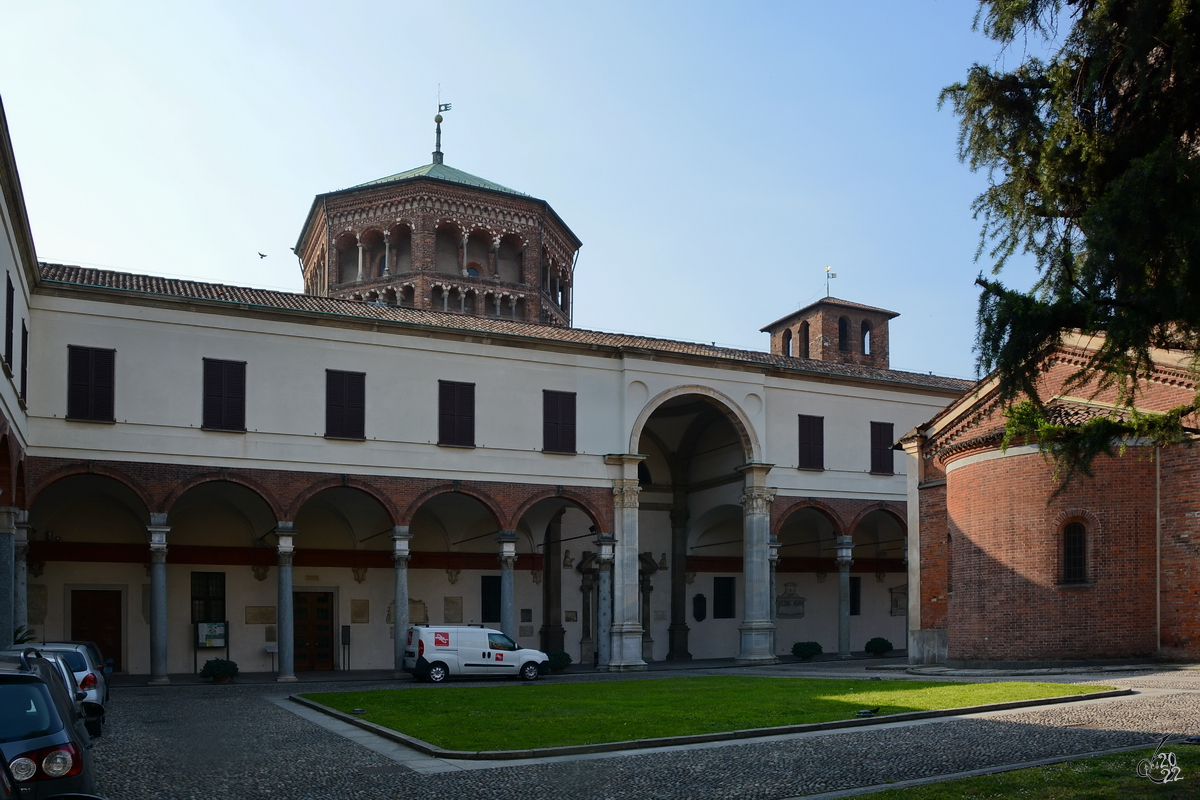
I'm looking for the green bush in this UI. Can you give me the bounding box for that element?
[791,641,823,660]
[199,658,239,680]
[864,637,894,655]
[547,650,572,671]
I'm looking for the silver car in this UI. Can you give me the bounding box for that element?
[8,645,107,737]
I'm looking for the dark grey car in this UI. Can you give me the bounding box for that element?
[0,650,96,799]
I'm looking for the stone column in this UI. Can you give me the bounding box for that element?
[539,510,565,653]
[666,504,691,660]
[595,531,615,670]
[0,507,16,649]
[639,563,654,662]
[383,232,391,277]
[579,564,595,666]
[460,234,469,276]
[275,524,297,682]
[146,514,170,685]
[355,241,365,282]
[836,535,855,659]
[610,473,646,670]
[391,526,411,678]
[489,243,499,278]
[13,512,29,634]
[497,530,517,638]
[736,464,777,665]
[768,534,780,657]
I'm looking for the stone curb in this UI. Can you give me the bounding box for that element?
[288,687,1134,761]
[897,664,1200,677]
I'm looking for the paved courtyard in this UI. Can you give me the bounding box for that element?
[92,663,1200,799]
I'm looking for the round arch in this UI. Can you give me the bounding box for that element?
[629,385,762,464]
[509,489,607,534]
[161,472,283,520]
[846,502,906,536]
[772,499,846,539]
[400,485,504,529]
[286,477,398,525]
[29,463,155,517]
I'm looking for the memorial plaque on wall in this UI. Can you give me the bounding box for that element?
[27,585,47,625]
[408,599,429,624]
[245,606,277,625]
[350,599,369,624]
[518,625,534,637]
[776,582,806,619]
[444,596,463,624]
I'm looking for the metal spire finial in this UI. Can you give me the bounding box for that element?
[434,89,451,165]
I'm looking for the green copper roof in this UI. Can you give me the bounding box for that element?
[351,162,528,197]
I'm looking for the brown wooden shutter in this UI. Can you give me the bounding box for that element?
[438,380,456,444]
[224,362,245,431]
[19,322,27,403]
[345,371,365,439]
[67,346,92,419]
[870,421,894,474]
[560,392,576,453]
[456,382,475,446]
[4,276,13,367]
[326,370,345,437]
[91,348,114,422]
[542,390,559,451]
[798,414,824,470]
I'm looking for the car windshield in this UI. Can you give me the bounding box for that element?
[0,684,62,743]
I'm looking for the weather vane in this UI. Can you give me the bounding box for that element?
[825,265,837,298]
[433,86,451,165]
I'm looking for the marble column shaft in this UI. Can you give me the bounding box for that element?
[0,508,17,650]
[610,479,646,670]
[497,530,517,638]
[736,464,777,665]
[276,525,297,682]
[147,514,170,685]
[13,512,28,633]
[391,526,411,677]
[837,535,854,659]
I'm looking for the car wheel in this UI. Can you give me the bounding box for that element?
[519,662,540,682]
[427,662,449,683]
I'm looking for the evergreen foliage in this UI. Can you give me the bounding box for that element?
[941,0,1200,483]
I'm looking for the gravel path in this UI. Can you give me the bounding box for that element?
[91,669,1200,799]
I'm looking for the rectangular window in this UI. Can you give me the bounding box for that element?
[190,571,226,624]
[325,370,365,439]
[202,359,246,431]
[850,576,862,616]
[542,390,577,453]
[870,421,894,474]
[19,321,28,403]
[67,345,115,422]
[4,274,12,367]
[480,575,501,623]
[713,576,736,619]
[797,414,824,470]
[1063,523,1087,584]
[438,380,475,447]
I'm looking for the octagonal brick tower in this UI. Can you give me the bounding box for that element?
[294,120,581,326]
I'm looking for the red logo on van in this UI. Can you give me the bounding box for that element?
[434,632,449,647]
[496,653,504,662]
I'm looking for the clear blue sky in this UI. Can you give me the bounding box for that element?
[1,1,1043,380]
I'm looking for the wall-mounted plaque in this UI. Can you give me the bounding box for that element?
[245,606,276,625]
[350,599,369,623]
[564,610,578,623]
[776,582,806,619]
[443,596,463,624]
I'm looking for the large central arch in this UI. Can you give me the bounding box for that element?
[628,385,762,464]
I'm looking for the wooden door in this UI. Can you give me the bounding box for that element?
[293,592,334,671]
[70,590,122,671]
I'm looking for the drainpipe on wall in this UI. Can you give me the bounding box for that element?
[1156,446,1161,656]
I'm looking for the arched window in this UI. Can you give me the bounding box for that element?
[1062,522,1087,583]
[838,317,850,352]
[781,329,792,357]
[799,321,810,358]
[861,320,872,355]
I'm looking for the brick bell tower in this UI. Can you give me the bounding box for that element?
[760,297,898,369]
[293,111,581,326]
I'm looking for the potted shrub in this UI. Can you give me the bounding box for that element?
[199,658,239,682]
[547,650,572,673]
[791,641,823,661]
[864,637,894,657]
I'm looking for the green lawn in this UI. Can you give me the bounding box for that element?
[302,676,1108,751]
[860,743,1195,799]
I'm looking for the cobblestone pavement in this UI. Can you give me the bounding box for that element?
[91,667,1200,799]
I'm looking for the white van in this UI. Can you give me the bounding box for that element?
[402,625,550,683]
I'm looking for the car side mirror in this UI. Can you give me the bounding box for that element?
[75,691,87,702]
[103,667,113,674]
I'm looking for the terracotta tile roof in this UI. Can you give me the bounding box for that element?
[39,263,972,393]
[761,296,900,331]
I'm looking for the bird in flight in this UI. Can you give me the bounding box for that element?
[258,252,267,259]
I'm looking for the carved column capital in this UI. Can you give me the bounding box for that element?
[613,480,641,509]
[740,486,776,516]
[150,547,168,564]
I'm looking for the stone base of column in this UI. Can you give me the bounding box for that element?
[608,624,647,670]
[147,676,170,686]
[666,623,692,660]
[276,674,298,683]
[736,621,778,665]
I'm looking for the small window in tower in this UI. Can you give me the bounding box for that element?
[799,321,810,358]
[861,321,872,355]
[1062,522,1087,584]
[838,317,850,352]
[781,329,792,357]
[466,262,481,278]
